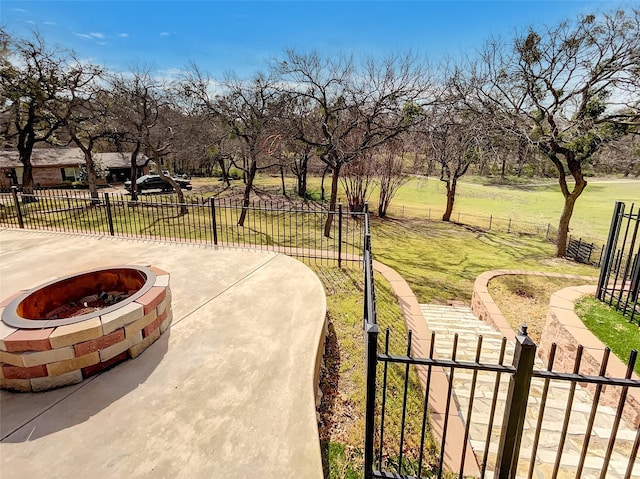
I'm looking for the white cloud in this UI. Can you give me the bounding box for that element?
[118,33,129,38]
[97,42,108,46]
[12,8,28,13]
[160,32,171,37]
[44,21,57,26]
[74,32,107,41]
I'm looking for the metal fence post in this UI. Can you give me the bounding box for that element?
[597,202,625,300]
[546,223,551,240]
[338,203,343,268]
[210,197,218,246]
[597,244,604,268]
[577,237,583,261]
[104,192,115,236]
[11,186,24,229]
[364,321,379,479]
[489,214,492,230]
[495,325,537,479]
[508,218,512,233]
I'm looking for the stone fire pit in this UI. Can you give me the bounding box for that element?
[0,265,172,392]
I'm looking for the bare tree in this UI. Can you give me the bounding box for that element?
[473,9,640,256]
[341,152,375,213]
[289,140,313,199]
[173,73,233,182]
[108,68,186,204]
[590,130,640,177]
[276,51,429,236]
[376,140,409,218]
[216,73,287,225]
[424,105,484,221]
[0,31,84,197]
[56,68,106,200]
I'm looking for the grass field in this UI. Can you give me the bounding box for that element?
[575,297,640,376]
[369,217,597,304]
[193,174,639,244]
[385,177,639,242]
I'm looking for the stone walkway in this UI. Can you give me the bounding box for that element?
[420,304,640,479]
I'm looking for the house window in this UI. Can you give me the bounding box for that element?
[61,167,78,181]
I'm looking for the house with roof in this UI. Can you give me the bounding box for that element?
[0,148,151,189]
[94,151,152,183]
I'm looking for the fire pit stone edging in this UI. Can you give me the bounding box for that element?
[0,265,172,393]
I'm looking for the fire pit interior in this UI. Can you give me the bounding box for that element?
[0,265,172,392]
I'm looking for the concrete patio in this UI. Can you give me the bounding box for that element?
[0,229,326,478]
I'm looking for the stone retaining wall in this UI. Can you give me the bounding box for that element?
[540,285,640,428]
[471,270,639,428]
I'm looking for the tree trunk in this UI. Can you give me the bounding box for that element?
[323,164,341,238]
[442,177,457,222]
[242,155,248,184]
[280,165,287,197]
[130,142,141,201]
[74,138,99,201]
[217,155,230,187]
[237,158,258,226]
[378,177,392,218]
[17,120,37,201]
[550,152,587,258]
[158,170,188,216]
[378,189,389,218]
[296,154,308,199]
[21,162,36,202]
[17,141,36,201]
[85,158,99,200]
[297,172,307,199]
[555,193,580,257]
[555,180,587,257]
[320,165,331,201]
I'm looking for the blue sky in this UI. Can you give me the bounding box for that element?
[1,1,630,77]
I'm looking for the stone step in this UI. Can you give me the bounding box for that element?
[418,303,639,479]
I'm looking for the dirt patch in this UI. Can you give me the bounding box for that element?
[488,275,592,343]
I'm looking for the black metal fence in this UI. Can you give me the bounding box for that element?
[597,202,640,323]
[566,235,605,267]
[363,328,639,479]
[382,204,559,242]
[363,206,640,478]
[0,188,366,265]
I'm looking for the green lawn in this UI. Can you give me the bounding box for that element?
[372,176,639,243]
[193,174,639,245]
[369,216,597,304]
[574,297,640,376]
[312,266,441,479]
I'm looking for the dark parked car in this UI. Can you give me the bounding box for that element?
[124,175,192,193]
